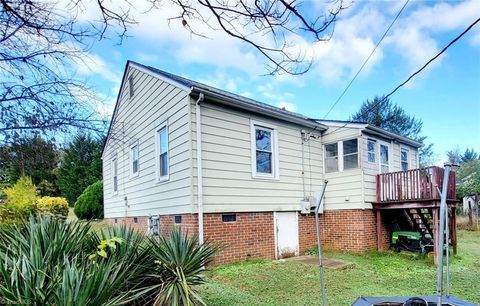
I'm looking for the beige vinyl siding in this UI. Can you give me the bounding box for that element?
[191,100,324,213]
[102,67,192,218]
[321,126,365,210]
[360,133,420,206]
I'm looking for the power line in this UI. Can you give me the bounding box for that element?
[321,16,480,137]
[322,0,410,119]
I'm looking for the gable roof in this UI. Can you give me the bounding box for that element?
[129,61,326,130]
[315,119,423,148]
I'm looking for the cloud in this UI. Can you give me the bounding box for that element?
[74,53,122,84]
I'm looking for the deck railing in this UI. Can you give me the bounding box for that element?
[376,166,456,203]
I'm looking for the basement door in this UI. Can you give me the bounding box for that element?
[274,212,299,259]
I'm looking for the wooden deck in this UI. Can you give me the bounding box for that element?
[372,167,459,263]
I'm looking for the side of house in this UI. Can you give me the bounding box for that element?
[103,61,423,264]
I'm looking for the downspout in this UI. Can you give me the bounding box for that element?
[195,93,205,244]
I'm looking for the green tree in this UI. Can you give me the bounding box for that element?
[56,134,102,206]
[352,96,434,167]
[457,160,480,225]
[462,148,478,164]
[0,136,59,196]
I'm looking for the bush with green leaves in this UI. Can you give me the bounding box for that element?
[36,196,69,217]
[0,176,38,221]
[0,216,218,305]
[74,180,103,220]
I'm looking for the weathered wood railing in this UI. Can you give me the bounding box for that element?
[376,166,456,203]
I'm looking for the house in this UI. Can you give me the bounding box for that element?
[102,61,458,264]
[462,195,478,213]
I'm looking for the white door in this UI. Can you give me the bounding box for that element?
[274,212,299,259]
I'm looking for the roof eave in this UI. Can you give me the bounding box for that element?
[191,86,327,130]
[365,125,423,148]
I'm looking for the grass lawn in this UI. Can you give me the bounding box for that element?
[199,230,480,305]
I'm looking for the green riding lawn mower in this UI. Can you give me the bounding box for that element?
[390,231,434,255]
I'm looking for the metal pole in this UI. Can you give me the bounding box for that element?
[315,180,328,306]
[436,185,451,298]
[436,164,451,306]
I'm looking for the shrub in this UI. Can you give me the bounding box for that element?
[36,196,69,217]
[0,176,38,221]
[74,180,103,220]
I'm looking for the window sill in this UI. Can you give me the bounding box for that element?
[252,174,280,181]
[156,176,170,184]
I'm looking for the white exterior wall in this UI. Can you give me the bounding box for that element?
[102,67,192,218]
[322,127,365,210]
[191,100,324,213]
[361,133,420,206]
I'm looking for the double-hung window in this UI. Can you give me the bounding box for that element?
[112,157,118,194]
[343,139,358,170]
[401,149,409,171]
[251,121,278,179]
[325,143,338,173]
[130,142,139,176]
[156,123,169,181]
[367,139,376,163]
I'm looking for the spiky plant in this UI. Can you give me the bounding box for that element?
[148,228,218,306]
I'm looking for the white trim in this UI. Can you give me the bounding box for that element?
[155,121,170,182]
[129,141,140,178]
[129,62,192,92]
[250,119,280,180]
[273,212,278,260]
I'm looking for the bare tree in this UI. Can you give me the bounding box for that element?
[1,0,344,141]
[0,0,134,142]
[152,0,346,75]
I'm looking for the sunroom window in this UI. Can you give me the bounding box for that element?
[325,143,338,173]
[367,139,376,163]
[380,144,390,173]
[401,149,409,171]
[343,139,358,170]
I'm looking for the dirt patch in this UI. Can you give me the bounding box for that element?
[284,255,353,270]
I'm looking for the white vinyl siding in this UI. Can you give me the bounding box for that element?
[192,101,323,212]
[102,67,192,218]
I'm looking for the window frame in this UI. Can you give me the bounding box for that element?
[111,157,118,195]
[379,142,390,173]
[367,139,376,163]
[128,75,134,98]
[155,121,170,182]
[130,141,140,177]
[250,120,279,180]
[324,142,339,173]
[342,138,359,170]
[400,148,409,171]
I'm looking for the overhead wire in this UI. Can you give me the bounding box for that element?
[320,16,480,137]
[322,0,410,119]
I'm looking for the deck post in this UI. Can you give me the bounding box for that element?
[376,210,382,251]
[433,206,439,265]
[452,207,457,255]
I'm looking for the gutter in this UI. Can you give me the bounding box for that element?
[195,93,205,245]
[365,125,423,148]
[190,86,327,131]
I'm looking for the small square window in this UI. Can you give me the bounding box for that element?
[222,214,236,222]
[174,215,182,224]
[114,218,118,224]
[133,217,138,223]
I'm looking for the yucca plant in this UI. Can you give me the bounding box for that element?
[148,228,218,306]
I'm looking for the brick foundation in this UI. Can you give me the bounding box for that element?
[203,212,275,265]
[298,209,390,254]
[106,209,388,265]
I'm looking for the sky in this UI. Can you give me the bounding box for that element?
[75,0,480,164]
